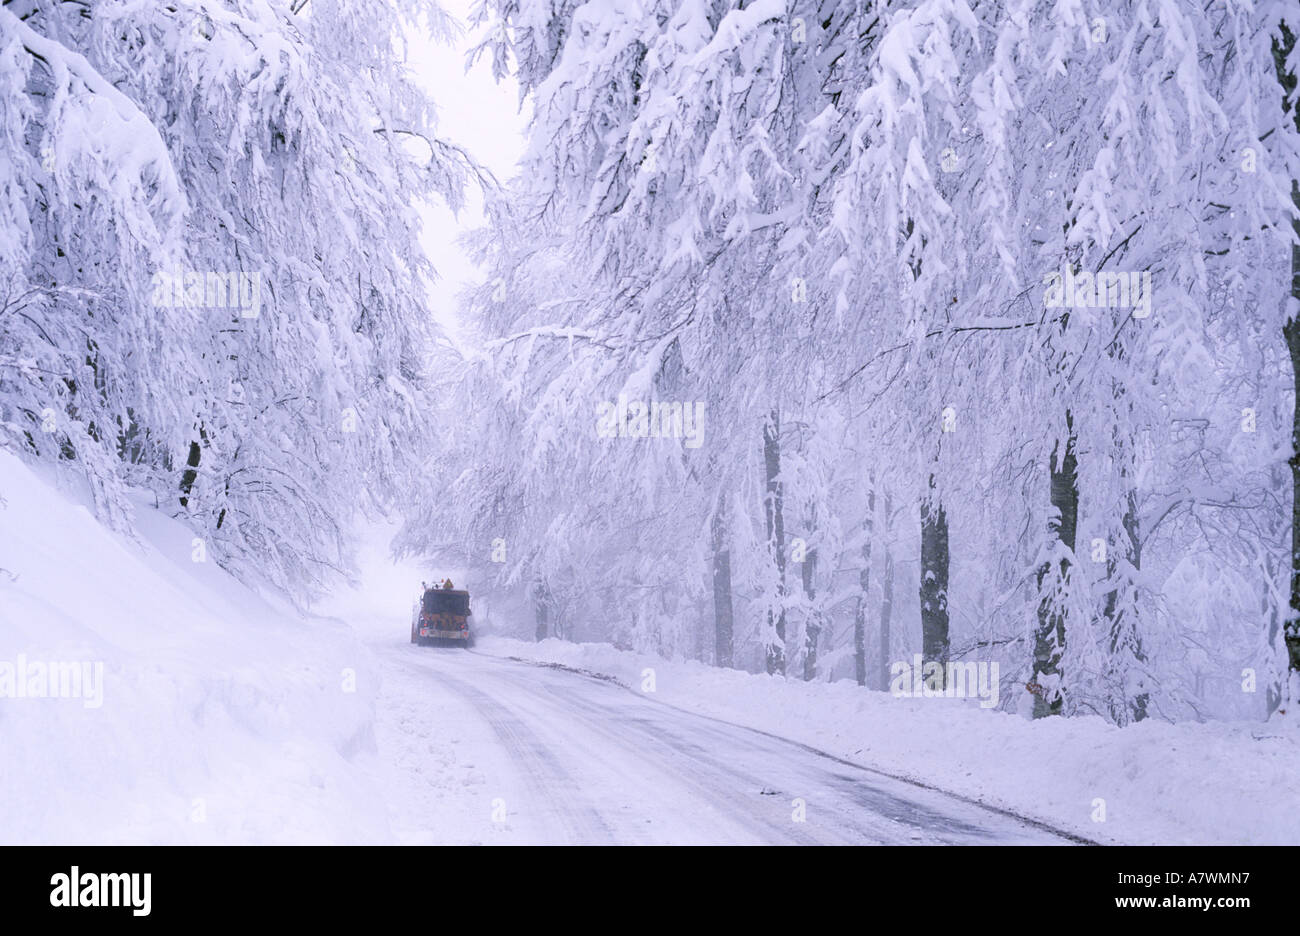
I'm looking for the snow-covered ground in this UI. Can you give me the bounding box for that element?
[0,451,388,844]
[2,450,1294,844]
[367,643,1077,844]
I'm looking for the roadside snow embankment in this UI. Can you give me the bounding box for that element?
[474,635,1300,845]
[0,452,385,844]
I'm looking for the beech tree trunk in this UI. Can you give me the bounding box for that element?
[880,493,895,692]
[534,580,552,642]
[1277,25,1300,681]
[179,438,202,508]
[919,477,949,684]
[1104,487,1148,722]
[802,506,819,681]
[763,410,787,676]
[854,485,875,687]
[1285,195,1300,678]
[1033,416,1078,718]
[712,499,734,669]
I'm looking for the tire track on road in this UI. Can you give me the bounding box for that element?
[420,663,617,845]
[482,651,1094,845]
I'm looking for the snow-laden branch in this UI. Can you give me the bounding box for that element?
[1,5,184,220]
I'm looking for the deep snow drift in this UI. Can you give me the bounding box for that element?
[0,452,387,843]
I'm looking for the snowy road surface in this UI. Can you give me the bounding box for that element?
[368,640,1085,845]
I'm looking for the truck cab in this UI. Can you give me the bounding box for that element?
[410,583,473,647]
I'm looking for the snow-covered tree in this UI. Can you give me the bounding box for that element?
[418,0,1300,725]
[1,0,473,598]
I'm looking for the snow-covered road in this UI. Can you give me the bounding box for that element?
[369,640,1085,845]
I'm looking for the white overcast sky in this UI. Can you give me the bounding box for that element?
[407,0,527,347]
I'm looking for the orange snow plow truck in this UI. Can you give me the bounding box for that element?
[411,580,473,648]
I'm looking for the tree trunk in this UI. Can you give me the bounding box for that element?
[1102,486,1154,722]
[1266,549,1285,715]
[763,410,787,676]
[179,439,202,508]
[919,477,949,684]
[852,596,867,687]
[712,499,734,669]
[854,483,875,687]
[534,580,551,642]
[1281,27,1300,677]
[1286,194,1300,679]
[880,493,894,692]
[802,508,819,681]
[1033,416,1078,718]
[1104,487,1148,722]
[1273,20,1300,696]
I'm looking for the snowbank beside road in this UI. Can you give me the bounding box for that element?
[0,451,385,844]
[474,635,1300,845]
